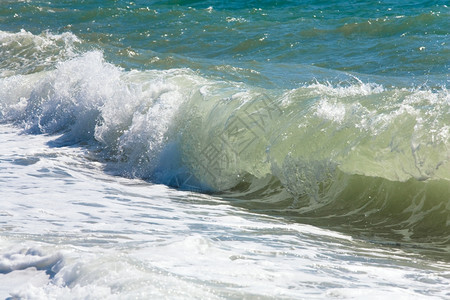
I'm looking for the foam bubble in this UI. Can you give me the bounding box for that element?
[314,99,346,123]
[308,80,384,97]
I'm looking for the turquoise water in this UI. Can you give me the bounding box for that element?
[1,1,449,81]
[0,1,449,298]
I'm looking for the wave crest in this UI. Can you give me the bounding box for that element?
[1,50,449,242]
[0,29,80,76]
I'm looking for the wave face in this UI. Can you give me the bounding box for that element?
[1,29,449,244]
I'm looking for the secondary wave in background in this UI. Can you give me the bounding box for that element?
[1,1,449,79]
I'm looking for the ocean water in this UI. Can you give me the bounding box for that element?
[0,0,449,299]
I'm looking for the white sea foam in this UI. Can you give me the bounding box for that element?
[0,248,62,274]
[314,98,347,123]
[308,80,384,97]
[0,51,206,180]
[0,29,80,77]
[0,29,79,51]
[1,117,449,299]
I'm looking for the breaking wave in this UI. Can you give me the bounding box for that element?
[1,32,448,244]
